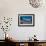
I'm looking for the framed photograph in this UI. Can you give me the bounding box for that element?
[18,14,35,26]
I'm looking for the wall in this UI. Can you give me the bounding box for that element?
[0,0,46,40]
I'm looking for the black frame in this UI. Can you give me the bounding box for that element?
[18,14,35,27]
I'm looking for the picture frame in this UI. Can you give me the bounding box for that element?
[18,14,35,26]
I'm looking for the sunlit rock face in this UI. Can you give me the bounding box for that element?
[29,0,43,8]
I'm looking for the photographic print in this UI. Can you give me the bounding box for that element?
[18,14,35,26]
